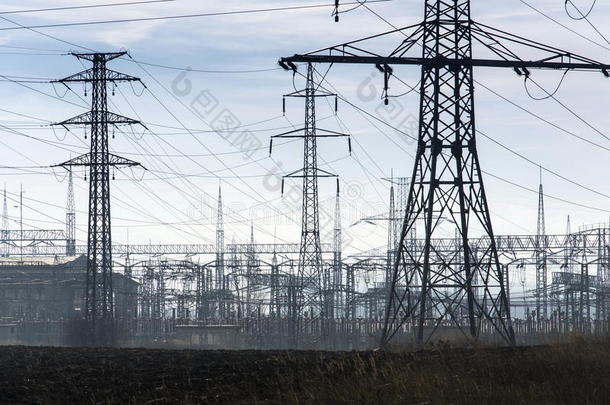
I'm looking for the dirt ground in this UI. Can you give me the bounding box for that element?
[1,340,609,404]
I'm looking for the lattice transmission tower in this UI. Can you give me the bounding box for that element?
[52,52,144,345]
[270,62,349,346]
[1,186,7,258]
[536,169,548,321]
[279,0,610,345]
[216,183,225,290]
[66,170,76,256]
[332,182,342,319]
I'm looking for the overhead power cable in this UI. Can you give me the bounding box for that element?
[126,60,281,74]
[0,1,175,15]
[517,0,610,52]
[565,0,598,20]
[476,80,610,154]
[0,1,393,31]
[483,170,610,214]
[564,0,609,45]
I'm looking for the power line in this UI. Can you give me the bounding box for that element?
[517,0,610,52]
[0,1,393,31]
[109,83,301,244]
[475,80,610,154]
[483,170,610,214]
[126,59,281,74]
[565,0,609,45]
[0,15,94,51]
[0,1,175,15]
[565,0,598,20]
[476,128,610,201]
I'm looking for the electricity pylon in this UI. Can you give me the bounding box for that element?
[52,52,145,345]
[332,182,342,319]
[215,182,227,319]
[270,62,350,347]
[1,186,7,257]
[216,183,225,290]
[66,170,76,256]
[279,0,610,345]
[536,169,548,322]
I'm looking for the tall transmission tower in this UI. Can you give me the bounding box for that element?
[52,52,144,345]
[216,183,225,290]
[270,230,281,317]
[1,186,7,258]
[383,176,412,287]
[279,0,610,345]
[215,183,227,319]
[270,62,349,346]
[245,221,257,317]
[66,170,76,256]
[387,177,396,286]
[536,169,548,321]
[332,182,342,319]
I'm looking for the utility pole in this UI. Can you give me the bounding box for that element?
[66,170,76,256]
[279,0,610,346]
[270,62,349,346]
[536,168,548,323]
[52,52,145,345]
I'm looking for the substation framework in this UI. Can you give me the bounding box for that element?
[2,177,610,348]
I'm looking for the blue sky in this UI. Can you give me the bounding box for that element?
[0,0,609,256]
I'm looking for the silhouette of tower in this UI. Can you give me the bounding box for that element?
[281,0,610,345]
[536,168,547,321]
[66,170,76,256]
[332,181,342,319]
[216,183,225,290]
[1,186,8,257]
[270,62,349,345]
[52,52,144,345]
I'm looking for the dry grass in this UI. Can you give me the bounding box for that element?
[1,337,609,404]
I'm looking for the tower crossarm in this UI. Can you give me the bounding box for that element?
[53,68,141,83]
[51,111,146,128]
[280,19,610,74]
[52,153,143,169]
[281,54,610,72]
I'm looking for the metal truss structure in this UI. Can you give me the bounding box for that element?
[53,52,144,345]
[99,222,608,349]
[279,0,610,346]
[271,62,349,346]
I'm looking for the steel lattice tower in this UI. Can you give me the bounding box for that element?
[391,2,510,345]
[66,170,76,256]
[53,52,143,345]
[245,222,257,317]
[387,178,396,286]
[280,0,610,345]
[216,183,225,290]
[332,182,342,319]
[536,170,548,321]
[1,186,7,258]
[271,62,349,345]
[298,64,323,328]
